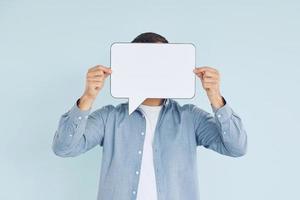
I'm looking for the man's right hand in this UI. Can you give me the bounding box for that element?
[78,65,112,111]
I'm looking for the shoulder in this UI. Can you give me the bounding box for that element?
[169,99,208,116]
[92,102,126,119]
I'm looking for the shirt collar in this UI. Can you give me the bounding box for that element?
[124,98,171,114]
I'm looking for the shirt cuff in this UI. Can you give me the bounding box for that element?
[211,97,233,124]
[68,98,92,121]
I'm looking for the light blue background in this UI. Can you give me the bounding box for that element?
[1,0,299,199]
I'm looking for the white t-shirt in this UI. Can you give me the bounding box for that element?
[136,103,163,200]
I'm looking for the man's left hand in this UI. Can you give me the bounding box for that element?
[193,66,225,109]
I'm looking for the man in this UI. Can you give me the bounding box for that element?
[52,32,247,200]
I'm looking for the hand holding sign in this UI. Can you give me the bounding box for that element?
[78,65,112,111]
[193,66,225,109]
[110,43,196,115]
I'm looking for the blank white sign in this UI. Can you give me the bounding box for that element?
[110,43,196,115]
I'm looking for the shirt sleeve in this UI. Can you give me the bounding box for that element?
[52,98,112,157]
[192,97,248,157]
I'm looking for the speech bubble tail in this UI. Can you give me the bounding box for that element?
[128,97,145,115]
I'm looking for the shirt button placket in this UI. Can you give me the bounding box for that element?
[135,122,145,199]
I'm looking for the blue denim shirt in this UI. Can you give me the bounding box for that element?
[52,97,247,200]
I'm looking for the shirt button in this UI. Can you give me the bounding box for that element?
[138,150,142,154]
[78,116,82,120]
[132,190,136,195]
[135,171,139,175]
[69,134,73,137]
[223,131,226,134]
[85,115,88,119]
[217,114,221,118]
[141,132,145,136]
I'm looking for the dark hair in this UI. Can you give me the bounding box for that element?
[131,32,169,43]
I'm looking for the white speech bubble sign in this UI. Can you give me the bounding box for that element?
[110,43,196,115]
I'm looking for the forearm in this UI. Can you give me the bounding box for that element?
[52,99,92,157]
[195,98,247,157]
[212,103,248,157]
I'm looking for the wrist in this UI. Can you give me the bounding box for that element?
[78,95,95,111]
[209,93,224,109]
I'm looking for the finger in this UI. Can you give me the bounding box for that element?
[202,82,215,89]
[195,70,217,78]
[89,65,101,71]
[88,81,103,87]
[91,68,112,75]
[89,65,105,72]
[87,73,103,79]
[88,69,112,77]
[199,66,217,72]
[196,73,202,80]
[89,70,104,75]
[103,72,111,78]
[203,77,218,83]
[203,71,217,78]
[93,69,112,77]
[88,79,104,83]
[193,67,209,73]
[90,65,112,73]
[194,66,218,74]
[194,71,204,80]
[99,66,112,73]
[87,77,104,81]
